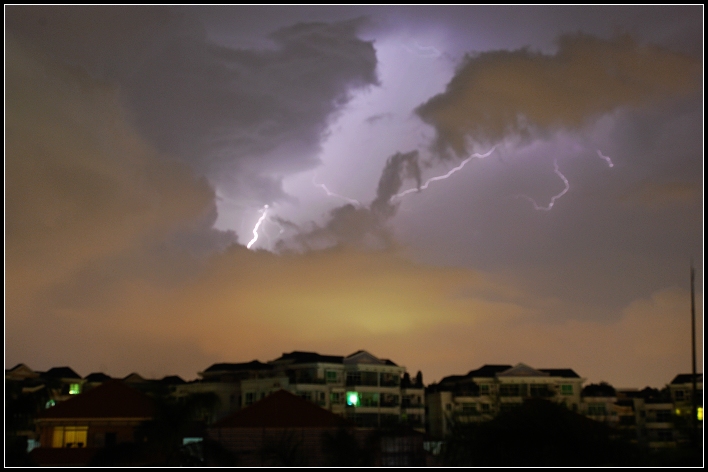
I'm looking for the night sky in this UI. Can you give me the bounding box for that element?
[6,6,703,388]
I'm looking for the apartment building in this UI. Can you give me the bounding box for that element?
[426,363,585,439]
[179,350,424,430]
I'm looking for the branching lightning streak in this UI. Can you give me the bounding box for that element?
[246,205,268,249]
[312,178,361,206]
[391,146,497,200]
[520,159,570,211]
[596,150,614,168]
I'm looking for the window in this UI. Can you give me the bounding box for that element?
[675,390,685,401]
[561,384,573,395]
[346,371,378,386]
[480,384,490,395]
[588,403,607,416]
[655,410,672,422]
[481,403,490,413]
[346,391,360,407]
[380,372,401,387]
[530,384,550,397]
[69,383,81,395]
[380,393,399,407]
[461,403,477,414]
[330,392,341,404]
[360,392,379,407]
[52,426,88,448]
[245,392,254,405]
[325,370,338,383]
[499,384,521,397]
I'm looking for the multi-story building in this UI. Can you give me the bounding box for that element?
[179,350,424,431]
[426,363,585,439]
[175,361,273,422]
[668,373,703,425]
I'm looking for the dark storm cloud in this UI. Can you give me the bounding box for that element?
[6,6,379,204]
[416,34,701,156]
[281,150,421,251]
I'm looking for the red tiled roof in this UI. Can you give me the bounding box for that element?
[212,390,351,428]
[37,380,154,419]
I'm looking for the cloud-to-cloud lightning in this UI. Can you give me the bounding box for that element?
[312,178,362,206]
[392,146,497,200]
[597,150,614,168]
[518,159,570,211]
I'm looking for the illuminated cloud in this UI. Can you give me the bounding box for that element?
[417,34,701,156]
[5,7,702,390]
[6,7,379,206]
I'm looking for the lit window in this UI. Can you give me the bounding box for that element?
[45,399,56,409]
[69,383,81,395]
[698,407,703,421]
[561,385,573,395]
[346,391,360,407]
[52,426,88,448]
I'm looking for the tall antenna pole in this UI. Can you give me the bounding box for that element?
[690,263,697,447]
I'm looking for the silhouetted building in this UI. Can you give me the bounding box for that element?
[31,379,155,465]
[426,363,585,439]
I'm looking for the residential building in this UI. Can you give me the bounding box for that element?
[208,389,427,466]
[208,389,352,466]
[30,380,155,466]
[426,363,585,439]
[174,360,273,422]
[240,350,425,431]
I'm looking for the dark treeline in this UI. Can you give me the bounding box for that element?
[440,398,702,467]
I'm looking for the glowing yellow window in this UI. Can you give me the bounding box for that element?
[52,426,88,448]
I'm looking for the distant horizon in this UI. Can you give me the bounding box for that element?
[9,355,702,391]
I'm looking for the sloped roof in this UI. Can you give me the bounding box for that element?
[159,375,186,385]
[37,380,154,419]
[211,390,351,428]
[498,364,550,377]
[84,372,112,382]
[122,373,148,383]
[203,360,273,373]
[539,369,580,378]
[273,351,344,365]
[466,365,513,378]
[43,367,82,379]
[671,373,703,385]
[344,350,390,365]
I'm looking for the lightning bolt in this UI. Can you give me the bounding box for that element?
[518,159,570,211]
[246,205,268,249]
[391,146,496,200]
[312,178,362,206]
[597,150,614,168]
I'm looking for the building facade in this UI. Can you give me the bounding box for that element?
[426,363,585,439]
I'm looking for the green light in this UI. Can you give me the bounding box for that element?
[346,392,360,407]
[69,383,81,395]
